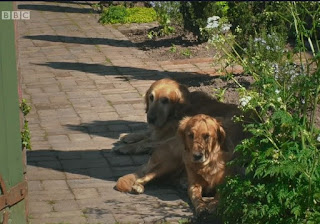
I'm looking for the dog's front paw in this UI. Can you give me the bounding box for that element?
[131,183,145,194]
[112,144,134,154]
[120,133,143,144]
[207,198,218,213]
[195,202,210,217]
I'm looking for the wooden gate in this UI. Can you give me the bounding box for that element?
[0,2,28,223]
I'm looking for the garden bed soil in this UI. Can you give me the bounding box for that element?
[117,22,216,62]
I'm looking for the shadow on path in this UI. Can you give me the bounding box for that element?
[24,34,202,49]
[18,4,97,14]
[65,120,147,140]
[24,35,136,47]
[36,61,215,87]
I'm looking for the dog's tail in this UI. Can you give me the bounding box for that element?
[115,173,139,192]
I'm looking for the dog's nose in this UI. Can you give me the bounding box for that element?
[193,153,203,161]
[147,114,156,124]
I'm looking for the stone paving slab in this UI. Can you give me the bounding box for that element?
[16,1,224,224]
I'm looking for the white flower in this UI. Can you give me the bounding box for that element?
[207,16,220,24]
[277,97,282,102]
[206,21,219,29]
[254,37,261,42]
[272,63,279,74]
[221,23,232,32]
[239,96,252,107]
[149,1,156,7]
[254,37,266,44]
[317,135,320,142]
[266,46,271,50]
[275,89,280,94]
[301,99,305,104]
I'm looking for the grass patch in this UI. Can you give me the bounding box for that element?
[99,5,156,24]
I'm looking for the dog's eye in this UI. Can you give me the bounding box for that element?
[203,133,210,141]
[161,97,169,104]
[149,94,154,102]
[188,132,194,139]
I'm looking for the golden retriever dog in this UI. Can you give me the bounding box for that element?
[112,78,242,155]
[178,114,243,215]
[115,114,245,216]
[112,78,190,154]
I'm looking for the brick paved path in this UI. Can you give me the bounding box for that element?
[17,2,222,224]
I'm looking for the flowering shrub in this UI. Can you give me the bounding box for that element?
[180,1,229,42]
[205,2,320,223]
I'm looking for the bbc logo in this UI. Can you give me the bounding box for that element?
[1,11,30,20]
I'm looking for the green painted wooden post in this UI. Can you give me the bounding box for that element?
[0,2,27,223]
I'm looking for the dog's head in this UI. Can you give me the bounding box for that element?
[145,79,189,128]
[178,114,226,164]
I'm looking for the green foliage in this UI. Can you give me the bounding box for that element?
[213,87,227,102]
[99,5,127,24]
[180,1,293,45]
[20,99,31,150]
[226,2,290,49]
[205,2,320,223]
[151,1,181,37]
[180,1,230,42]
[99,5,156,24]
[181,48,192,58]
[126,7,157,24]
[169,44,177,53]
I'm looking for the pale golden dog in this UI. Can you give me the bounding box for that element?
[112,78,190,154]
[112,78,241,154]
[115,114,245,215]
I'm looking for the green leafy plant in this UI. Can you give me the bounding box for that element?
[99,5,127,24]
[181,48,192,58]
[126,7,157,24]
[170,43,177,53]
[99,5,156,24]
[213,87,227,102]
[20,99,31,150]
[205,2,320,223]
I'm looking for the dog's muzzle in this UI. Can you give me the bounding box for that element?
[192,152,205,163]
[147,114,156,125]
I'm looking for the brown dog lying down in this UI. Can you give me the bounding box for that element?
[112,78,241,154]
[112,78,190,154]
[115,114,245,215]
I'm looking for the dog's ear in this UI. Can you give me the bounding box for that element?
[144,87,151,113]
[216,119,226,145]
[178,116,191,150]
[173,84,190,119]
[177,84,190,104]
[178,116,191,137]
